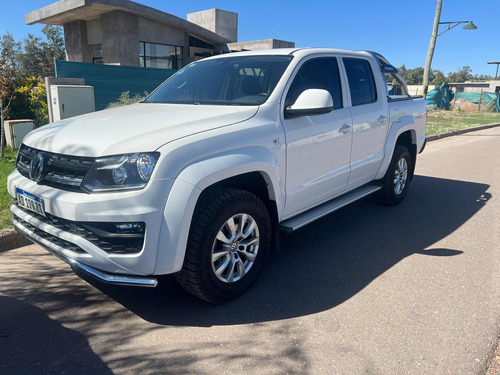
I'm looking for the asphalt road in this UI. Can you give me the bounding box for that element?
[1,127,499,374]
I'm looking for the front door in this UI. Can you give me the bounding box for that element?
[281,57,353,218]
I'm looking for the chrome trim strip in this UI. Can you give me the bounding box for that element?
[13,219,158,288]
[45,173,83,186]
[17,161,30,174]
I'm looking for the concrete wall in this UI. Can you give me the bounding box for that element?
[64,20,92,63]
[187,9,238,43]
[101,11,139,67]
[60,7,294,68]
[272,39,296,49]
[406,85,436,96]
[489,80,500,93]
[227,39,295,51]
[86,18,102,45]
[138,17,185,46]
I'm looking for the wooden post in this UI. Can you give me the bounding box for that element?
[478,89,483,112]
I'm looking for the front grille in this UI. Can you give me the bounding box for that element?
[14,204,145,254]
[17,144,95,192]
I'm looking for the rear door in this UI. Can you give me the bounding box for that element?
[281,56,353,218]
[341,56,389,189]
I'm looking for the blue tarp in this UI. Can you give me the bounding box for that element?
[426,84,455,110]
[455,92,500,112]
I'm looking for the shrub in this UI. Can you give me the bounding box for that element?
[8,76,48,127]
[107,91,147,109]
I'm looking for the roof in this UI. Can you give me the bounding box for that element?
[206,48,372,60]
[25,0,231,44]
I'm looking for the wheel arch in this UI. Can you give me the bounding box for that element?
[395,129,417,181]
[375,115,418,180]
[154,147,283,275]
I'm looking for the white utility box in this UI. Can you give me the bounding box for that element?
[4,119,35,150]
[50,85,95,121]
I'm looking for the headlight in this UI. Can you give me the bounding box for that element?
[82,152,160,193]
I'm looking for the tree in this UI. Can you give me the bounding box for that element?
[18,34,45,78]
[430,69,447,85]
[18,26,65,79]
[41,25,65,76]
[447,66,473,83]
[0,34,18,159]
[470,73,493,82]
[0,32,21,74]
[398,66,425,85]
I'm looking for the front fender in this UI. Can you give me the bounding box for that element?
[375,115,417,180]
[154,146,284,275]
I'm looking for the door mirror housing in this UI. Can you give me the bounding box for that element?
[285,89,334,118]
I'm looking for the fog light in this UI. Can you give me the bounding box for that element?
[115,223,144,234]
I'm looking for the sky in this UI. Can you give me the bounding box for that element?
[0,0,498,76]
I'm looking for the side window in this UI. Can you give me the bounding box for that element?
[343,58,377,106]
[285,58,343,109]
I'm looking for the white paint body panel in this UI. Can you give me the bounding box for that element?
[7,48,426,277]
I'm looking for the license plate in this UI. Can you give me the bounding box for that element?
[16,188,46,217]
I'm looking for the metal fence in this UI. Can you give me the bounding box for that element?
[54,60,177,110]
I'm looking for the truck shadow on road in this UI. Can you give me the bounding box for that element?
[0,296,113,374]
[88,175,491,327]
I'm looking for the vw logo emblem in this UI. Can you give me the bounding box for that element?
[29,153,45,182]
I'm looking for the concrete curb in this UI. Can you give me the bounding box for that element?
[0,228,31,253]
[427,123,500,142]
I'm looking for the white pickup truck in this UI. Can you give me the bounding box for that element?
[8,48,426,303]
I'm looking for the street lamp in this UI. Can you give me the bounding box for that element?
[422,0,478,95]
[487,62,500,80]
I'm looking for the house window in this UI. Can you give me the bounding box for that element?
[92,44,103,64]
[139,42,182,69]
[188,35,216,59]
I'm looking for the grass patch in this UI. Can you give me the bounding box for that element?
[427,110,500,136]
[0,147,16,229]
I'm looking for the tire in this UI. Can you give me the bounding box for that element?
[174,187,271,303]
[376,145,412,206]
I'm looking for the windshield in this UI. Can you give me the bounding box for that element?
[144,55,293,106]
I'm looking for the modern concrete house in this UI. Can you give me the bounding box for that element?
[25,0,295,69]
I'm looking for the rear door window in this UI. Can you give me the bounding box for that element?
[343,58,377,106]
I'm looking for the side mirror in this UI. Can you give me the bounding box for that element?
[285,89,334,118]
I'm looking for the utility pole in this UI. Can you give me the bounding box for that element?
[422,0,443,96]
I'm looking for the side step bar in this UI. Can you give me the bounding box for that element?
[280,184,382,233]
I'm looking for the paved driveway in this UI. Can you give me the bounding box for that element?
[1,127,499,374]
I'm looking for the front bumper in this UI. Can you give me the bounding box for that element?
[14,219,158,287]
[8,169,174,276]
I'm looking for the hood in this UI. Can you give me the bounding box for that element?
[22,103,258,157]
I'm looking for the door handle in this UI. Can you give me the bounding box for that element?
[339,124,351,134]
[378,115,387,123]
